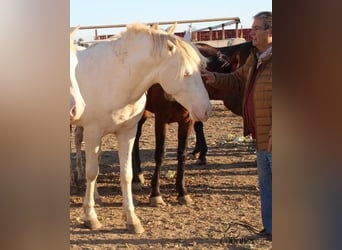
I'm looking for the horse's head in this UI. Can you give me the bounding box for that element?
[70,26,85,123]
[154,33,211,121]
[123,23,211,122]
[196,44,232,73]
[219,41,254,73]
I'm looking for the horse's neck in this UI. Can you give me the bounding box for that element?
[118,44,164,101]
[127,67,161,102]
[206,85,225,100]
[78,40,164,104]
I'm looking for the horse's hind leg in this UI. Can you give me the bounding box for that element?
[150,120,167,206]
[190,121,207,165]
[70,125,78,192]
[132,112,148,191]
[75,126,86,183]
[176,119,194,205]
[70,149,78,194]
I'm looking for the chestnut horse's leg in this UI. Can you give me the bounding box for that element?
[191,121,208,165]
[132,112,148,190]
[176,119,194,205]
[75,126,85,183]
[150,118,167,206]
[70,125,77,193]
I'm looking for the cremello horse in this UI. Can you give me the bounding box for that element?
[73,23,211,233]
[70,26,85,122]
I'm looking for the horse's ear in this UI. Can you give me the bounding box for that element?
[166,40,176,54]
[70,25,80,36]
[151,23,159,30]
[165,22,177,34]
[70,25,80,50]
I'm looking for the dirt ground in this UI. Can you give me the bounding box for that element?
[70,102,272,250]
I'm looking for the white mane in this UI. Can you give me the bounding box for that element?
[120,23,208,79]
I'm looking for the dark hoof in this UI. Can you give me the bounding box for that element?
[94,196,103,206]
[188,152,199,160]
[178,195,193,205]
[150,196,166,207]
[195,158,207,165]
[133,195,140,206]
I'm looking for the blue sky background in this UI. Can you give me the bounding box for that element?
[70,0,272,41]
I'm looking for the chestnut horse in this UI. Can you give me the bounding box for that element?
[132,41,253,206]
[191,41,253,164]
[132,84,194,206]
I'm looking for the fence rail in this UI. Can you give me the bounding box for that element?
[73,17,241,40]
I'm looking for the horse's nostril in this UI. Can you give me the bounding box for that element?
[202,110,210,121]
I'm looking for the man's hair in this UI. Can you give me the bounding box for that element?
[254,11,272,30]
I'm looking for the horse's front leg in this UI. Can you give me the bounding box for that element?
[150,119,167,206]
[82,126,102,230]
[176,119,194,205]
[117,130,145,234]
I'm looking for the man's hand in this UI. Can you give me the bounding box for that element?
[201,69,216,85]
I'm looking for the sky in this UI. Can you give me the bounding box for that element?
[70,0,272,41]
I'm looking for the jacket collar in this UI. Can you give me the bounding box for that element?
[256,46,272,68]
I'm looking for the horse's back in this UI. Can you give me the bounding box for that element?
[219,41,253,61]
[226,37,246,46]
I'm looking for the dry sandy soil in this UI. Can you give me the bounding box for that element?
[70,102,272,250]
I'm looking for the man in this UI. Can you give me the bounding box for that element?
[201,11,272,239]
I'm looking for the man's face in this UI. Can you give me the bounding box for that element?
[249,18,272,52]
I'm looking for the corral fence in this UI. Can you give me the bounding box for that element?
[74,17,251,47]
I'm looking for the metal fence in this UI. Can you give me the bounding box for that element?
[74,17,241,41]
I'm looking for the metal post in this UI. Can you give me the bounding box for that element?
[235,21,238,38]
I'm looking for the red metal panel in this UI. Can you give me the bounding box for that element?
[98,29,253,41]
